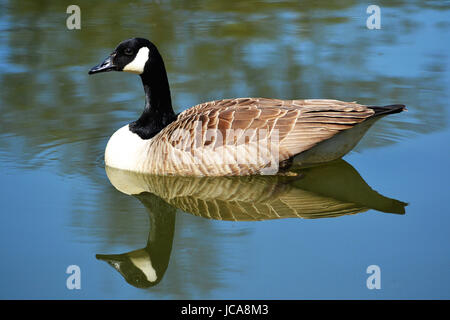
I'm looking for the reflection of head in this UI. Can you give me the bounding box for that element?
[96,192,176,289]
[96,249,159,288]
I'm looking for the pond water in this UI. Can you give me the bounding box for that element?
[0,0,449,299]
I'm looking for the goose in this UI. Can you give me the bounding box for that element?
[89,38,406,176]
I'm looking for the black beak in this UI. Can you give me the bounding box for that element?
[88,55,117,74]
[96,253,127,271]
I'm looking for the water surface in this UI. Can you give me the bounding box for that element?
[0,0,449,299]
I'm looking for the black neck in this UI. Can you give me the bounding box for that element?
[135,192,176,284]
[129,58,176,139]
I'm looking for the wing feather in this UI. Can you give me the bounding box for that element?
[149,98,375,175]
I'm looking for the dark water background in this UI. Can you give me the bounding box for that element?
[0,0,449,299]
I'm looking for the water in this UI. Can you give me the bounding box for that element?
[0,0,449,299]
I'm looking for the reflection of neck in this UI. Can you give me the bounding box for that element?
[136,192,176,277]
[129,59,176,140]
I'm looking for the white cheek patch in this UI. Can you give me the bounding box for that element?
[129,250,157,282]
[123,47,150,74]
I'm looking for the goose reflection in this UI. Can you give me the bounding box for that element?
[97,160,406,288]
[96,193,175,288]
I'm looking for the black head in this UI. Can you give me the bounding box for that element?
[96,251,159,288]
[89,38,159,75]
[89,37,176,140]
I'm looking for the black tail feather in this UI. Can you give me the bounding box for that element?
[369,104,407,117]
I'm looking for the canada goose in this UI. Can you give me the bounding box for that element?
[105,159,407,220]
[89,38,406,176]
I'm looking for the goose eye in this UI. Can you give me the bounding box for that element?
[124,48,133,56]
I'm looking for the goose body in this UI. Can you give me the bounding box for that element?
[89,38,405,176]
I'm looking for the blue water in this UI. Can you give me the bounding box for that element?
[0,1,449,299]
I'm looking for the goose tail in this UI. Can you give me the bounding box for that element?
[369,104,407,117]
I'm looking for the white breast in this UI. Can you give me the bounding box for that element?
[105,124,152,172]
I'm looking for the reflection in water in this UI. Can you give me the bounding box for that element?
[98,160,406,288]
[0,0,447,299]
[97,193,176,288]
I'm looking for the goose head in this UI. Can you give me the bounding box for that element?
[96,249,158,288]
[89,38,175,141]
[88,37,161,75]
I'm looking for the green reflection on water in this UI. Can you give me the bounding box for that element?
[0,0,448,298]
[0,0,447,177]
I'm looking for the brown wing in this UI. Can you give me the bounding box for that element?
[173,98,373,153]
[149,98,374,175]
[277,99,375,158]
